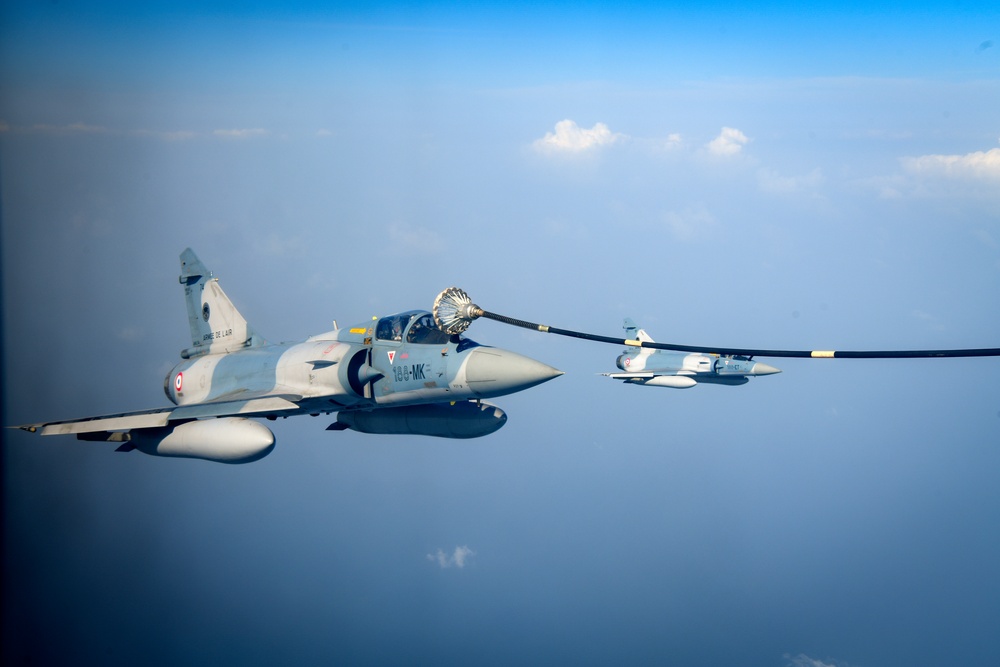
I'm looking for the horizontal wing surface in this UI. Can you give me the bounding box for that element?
[16,396,304,436]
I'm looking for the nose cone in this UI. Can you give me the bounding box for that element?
[465,347,563,398]
[750,361,782,376]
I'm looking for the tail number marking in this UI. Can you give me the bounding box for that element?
[392,364,426,383]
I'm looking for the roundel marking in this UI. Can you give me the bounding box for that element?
[202,303,211,321]
[175,372,184,392]
[624,357,630,366]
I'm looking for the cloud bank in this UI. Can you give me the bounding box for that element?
[0,121,242,142]
[213,128,270,139]
[901,146,1000,181]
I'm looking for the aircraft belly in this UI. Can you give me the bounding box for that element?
[695,375,750,386]
[375,387,453,406]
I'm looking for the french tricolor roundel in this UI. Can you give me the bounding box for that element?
[174,372,184,392]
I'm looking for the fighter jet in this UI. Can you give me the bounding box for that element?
[14,249,562,463]
[602,318,781,388]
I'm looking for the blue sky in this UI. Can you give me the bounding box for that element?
[3,3,999,666]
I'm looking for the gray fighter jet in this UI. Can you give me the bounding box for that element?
[15,249,562,463]
[603,318,780,388]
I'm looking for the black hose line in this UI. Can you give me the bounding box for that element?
[479,310,1000,359]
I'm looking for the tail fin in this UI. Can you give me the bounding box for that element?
[179,249,266,358]
[623,318,655,343]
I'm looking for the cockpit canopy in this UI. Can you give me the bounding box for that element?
[375,310,453,345]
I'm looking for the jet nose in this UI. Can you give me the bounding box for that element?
[465,347,563,398]
[750,361,782,376]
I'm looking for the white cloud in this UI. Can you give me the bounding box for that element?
[706,126,750,156]
[533,119,625,153]
[862,142,1000,200]
[901,145,1000,181]
[427,545,475,569]
[213,128,269,139]
[452,545,473,567]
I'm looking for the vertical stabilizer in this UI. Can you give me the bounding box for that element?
[622,317,656,366]
[623,318,655,343]
[179,249,265,357]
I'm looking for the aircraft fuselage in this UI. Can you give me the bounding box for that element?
[610,348,781,388]
[166,310,560,416]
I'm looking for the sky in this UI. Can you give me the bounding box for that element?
[2,2,999,665]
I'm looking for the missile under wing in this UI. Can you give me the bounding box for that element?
[603,318,780,388]
[13,249,562,463]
